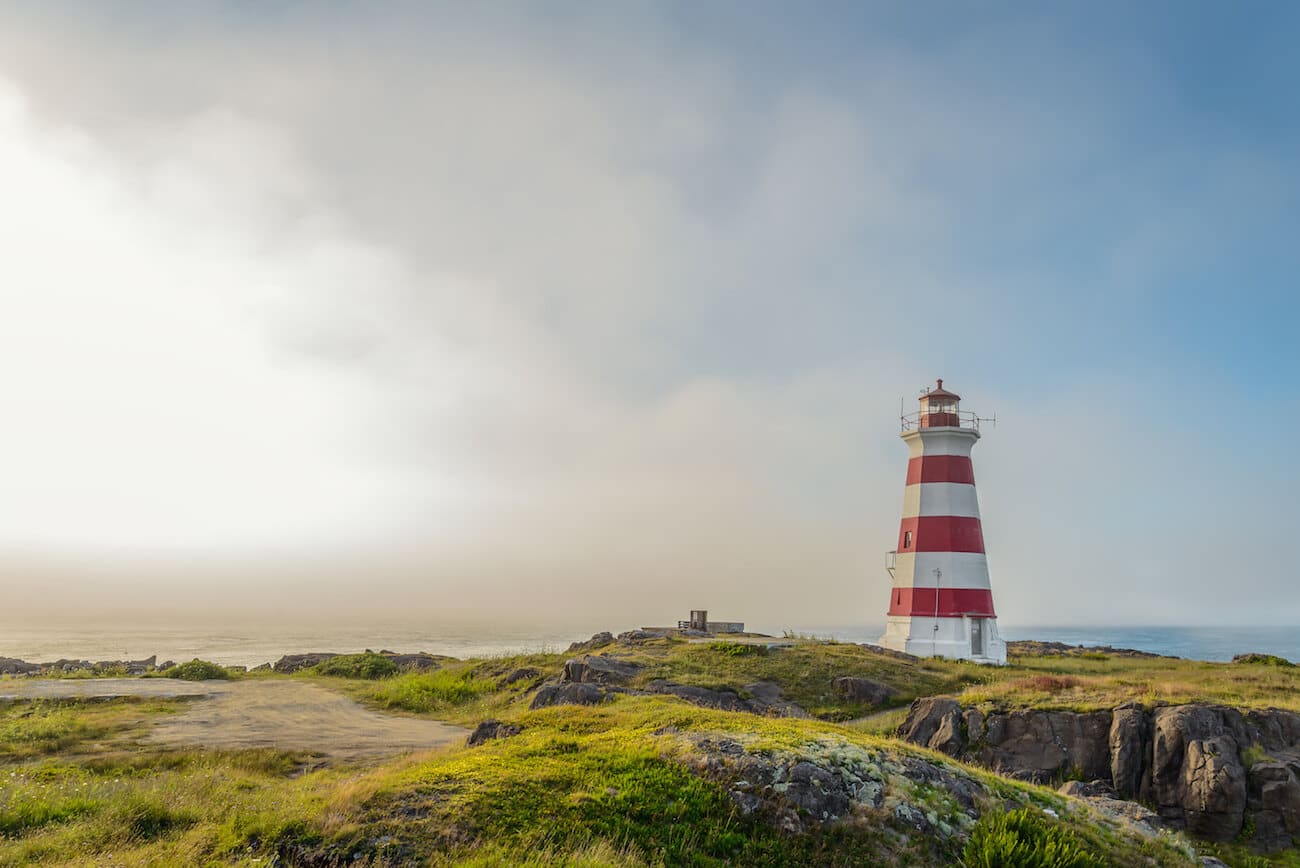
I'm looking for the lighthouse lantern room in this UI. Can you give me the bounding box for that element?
[879,380,1007,664]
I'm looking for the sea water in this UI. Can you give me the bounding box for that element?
[0,621,1296,667]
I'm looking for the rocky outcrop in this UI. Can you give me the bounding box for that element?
[646,680,808,718]
[566,632,615,652]
[832,676,898,706]
[898,697,1300,849]
[273,653,339,673]
[561,655,642,685]
[681,731,994,849]
[0,655,159,676]
[499,667,540,686]
[1006,640,1172,659]
[531,658,807,717]
[530,682,610,709]
[1150,706,1248,840]
[1109,703,1152,799]
[466,719,523,746]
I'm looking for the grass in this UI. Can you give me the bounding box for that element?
[0,698,181,761]
[6,636,1299,865]
[370,668,498,715]
[0,688,1200,866]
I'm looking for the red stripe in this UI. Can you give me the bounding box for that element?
[887,587,997,617]
[898,515,985,553]
[905,455,975,485]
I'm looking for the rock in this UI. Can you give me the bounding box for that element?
[1246,760,1300,852]
[745,681,810,718]
[566,632,615,652]
[643,680,808,717]
[615,629,664,643]
[500,667,541,686]
[647,680,750,713]
[157,660,176,671]
[963,708,986,744]
[1152,706,1247,841]
[1110,704,1152,799]
[0,657,40,675]
[975,709,1111,783]
[466,720,523,746]
[561,655,642,685]
[898,697,964,756]
[529,682,609,709]
[831,676,897,706]
[380,653,443,671]
[1006,640,1173,659]
[272,653,339,674]
[251,663,272,672]
[1059,779,1117,799]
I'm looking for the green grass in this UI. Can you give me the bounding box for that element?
[0,698,181,761]
[0,688,1200,866]
[370,668,498,714]
[957,651,1300,712]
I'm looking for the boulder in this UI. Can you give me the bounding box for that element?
[529,682,609,709]
[272,653,339,674]
[566,632,615,652]
[831,677,897,706]
[898,697,964,756]
[1110,704,1152,799]
[1246,760,1300,852]
[643,680,807,717]
[380,652,443,671]
[616,629,665,643]
[561,655,642,685]
[466,719,523,746]
[1151,706,1247,841]
[1059,779,1117,799]
[745,681,810,718]
[500,667,541,686]
[647,680,749,713]
[975,709,1111,783]
[0,657,41,675]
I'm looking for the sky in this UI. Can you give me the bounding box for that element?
[0,1,1297,630]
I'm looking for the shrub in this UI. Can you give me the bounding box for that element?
[312,653,399,680]
[165,659,230,681]
[1233,653,1294,668]
[962,809,1106,868]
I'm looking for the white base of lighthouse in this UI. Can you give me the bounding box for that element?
[879,615,1007,665]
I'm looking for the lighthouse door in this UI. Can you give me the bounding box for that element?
[970,619,984,656]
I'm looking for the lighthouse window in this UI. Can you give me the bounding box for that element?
[903,531,913,549]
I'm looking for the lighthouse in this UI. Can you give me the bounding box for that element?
[879,380,1006,664]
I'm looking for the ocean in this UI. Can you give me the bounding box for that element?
[0,621,1296,668]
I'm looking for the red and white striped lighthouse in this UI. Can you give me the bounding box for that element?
[879,380,1006,664]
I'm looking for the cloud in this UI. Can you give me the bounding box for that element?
[0,4,1295,630]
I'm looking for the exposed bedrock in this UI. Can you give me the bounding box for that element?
[899,697,1300,849]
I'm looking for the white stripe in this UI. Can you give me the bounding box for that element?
[889,551,990,589]
[901,482,981,519]
[902,428,979,457]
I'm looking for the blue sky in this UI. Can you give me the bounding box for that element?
[0,2,1295,628]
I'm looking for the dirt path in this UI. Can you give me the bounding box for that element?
[0,678,468,762]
